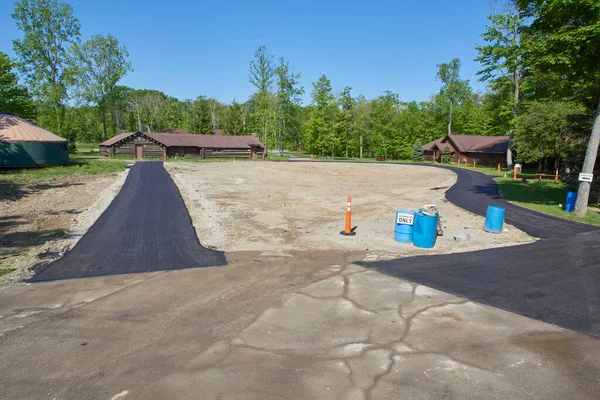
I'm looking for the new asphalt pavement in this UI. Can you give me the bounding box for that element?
[362,164,600,338]
[32,161,226,281]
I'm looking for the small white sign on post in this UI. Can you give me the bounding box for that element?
[397,213,415,225]
[579,173,594,182]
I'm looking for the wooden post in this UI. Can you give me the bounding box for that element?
[555,168,559,183]
[498,163,501,174]
[513,168,517,181]
[473,160,476,168]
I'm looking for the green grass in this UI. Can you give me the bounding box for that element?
[76,142,100,151]
[496,177,600,226]
[0,157,131,178]
[0,267,15,277]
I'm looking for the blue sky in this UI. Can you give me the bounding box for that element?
[0,0,497,105]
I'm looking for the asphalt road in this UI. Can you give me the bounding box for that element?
[32,162,226,281]
[362,164,600,338]
[440,165,597,239]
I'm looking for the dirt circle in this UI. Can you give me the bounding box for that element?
[168,161,532,256]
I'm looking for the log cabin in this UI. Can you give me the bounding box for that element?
[99,130,264,159]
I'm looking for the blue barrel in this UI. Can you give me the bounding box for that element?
[484,205,505,233]
[394,209,416,243]
[565,191,577,213]
[413,211,439,248]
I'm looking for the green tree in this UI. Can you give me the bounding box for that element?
[516,101,584,166]
[412,139,424,162]
[441,146,453,163]
[517,0,600,215]
[249,46,275,158]
[370,91,400,158]
[476,1,526,168]
[0,51,35,118]
[305,75,335,156]
[274,58,304,154]
[223,99,244,134]
[353,94,371,158]
[436,58,470,136]
[71,33,132,140]
[12,0,81,133]
[336,87,355,158]
[188,95,212,134]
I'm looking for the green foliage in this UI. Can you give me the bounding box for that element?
[0,52,35,118]
[71,33,132,140]
[304,75,336,156]
[274,58,304,154]
[436,58,471,135]
[441,146,453,163]
[516,101,584,162]
[222,99,244,134]
[411,139,424,162]
[12,0,81,133]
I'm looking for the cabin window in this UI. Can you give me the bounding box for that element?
[474,154,481,162]
[490,154,495,163]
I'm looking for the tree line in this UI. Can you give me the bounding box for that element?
[1,0,599,213]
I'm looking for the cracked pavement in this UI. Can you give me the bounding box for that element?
[1,251,599,399]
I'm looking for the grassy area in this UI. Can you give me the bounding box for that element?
[0,157,131,178]
[496,177,600,226]
[0,268,15,277]
[76,142,100,151]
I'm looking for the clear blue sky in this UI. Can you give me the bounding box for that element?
[0,0,496,105]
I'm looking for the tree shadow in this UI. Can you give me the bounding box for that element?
[0,180,84,202]
[471,182,501,198]
[0,229,73,250]
[0,215,30,231]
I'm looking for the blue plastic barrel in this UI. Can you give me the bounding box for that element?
[413,211,439,248]
[565,192,577,213]
[394,209,416,243]
[484,205,505,233]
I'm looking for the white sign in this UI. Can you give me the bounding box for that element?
[579,173,594,182]
[397,213,415,225]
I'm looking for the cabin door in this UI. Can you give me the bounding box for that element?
[135,145,143,159]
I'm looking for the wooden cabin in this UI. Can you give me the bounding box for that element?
[99,131,264,160]
[422,134,512,166]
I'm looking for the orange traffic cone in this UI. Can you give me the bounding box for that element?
[340,195,356,236]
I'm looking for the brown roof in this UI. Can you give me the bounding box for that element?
[100,131,264,149]
[161,128,189,134]
[448,134,509,154]
[423,134,509,154]
[0,113,67,143]
[100,131,133,146]
[422,137,447,151]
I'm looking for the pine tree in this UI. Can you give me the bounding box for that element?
[441,146,453,163]
[411,139,424,162]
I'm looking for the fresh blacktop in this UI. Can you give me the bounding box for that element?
[1,161,599,399]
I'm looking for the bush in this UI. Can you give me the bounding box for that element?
[412,139,424,162]
[441,146,453,163]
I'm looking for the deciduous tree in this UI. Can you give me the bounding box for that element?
[12,0,81,133]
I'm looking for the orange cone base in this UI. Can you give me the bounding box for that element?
[340,230,356,236]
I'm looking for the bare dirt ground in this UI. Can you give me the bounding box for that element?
[168,161,533,257]
[0,171,128,285]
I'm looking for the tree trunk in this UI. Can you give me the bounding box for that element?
[136,106,142,132]
[447,104,452,136]
[507,66,520,170]
[360,131,363,159]
[101,105,107,141]
[574,95,600,216]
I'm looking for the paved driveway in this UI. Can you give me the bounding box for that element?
[32,162,225,281]
[362,165,600,338]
